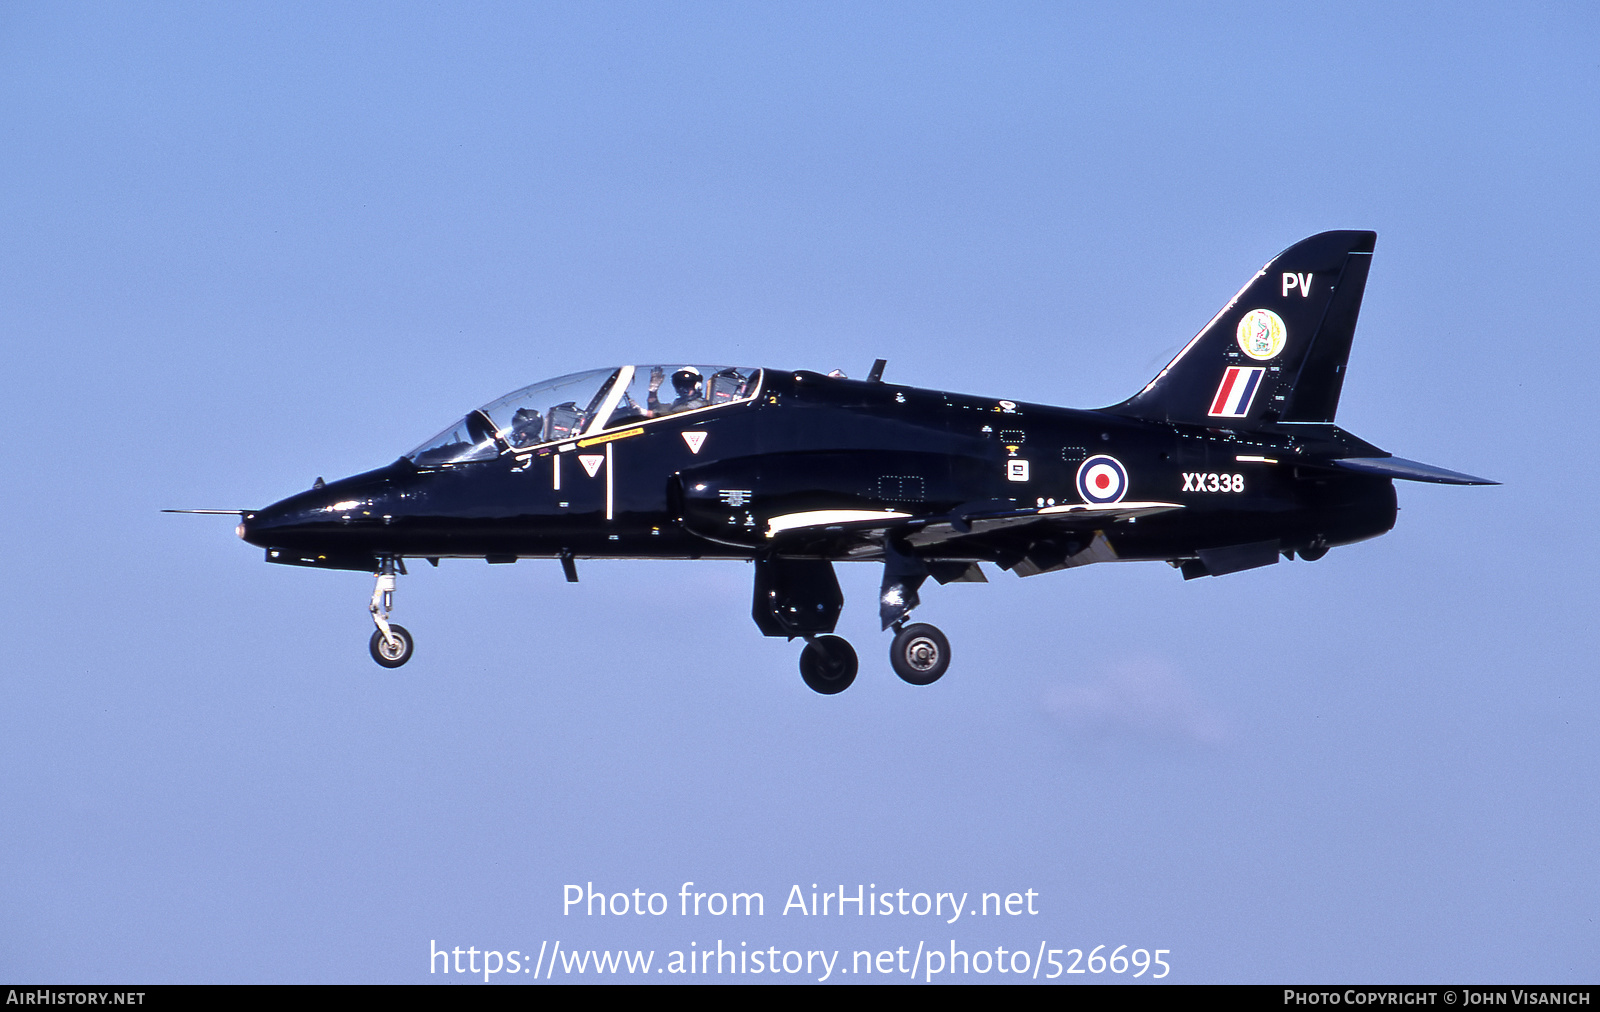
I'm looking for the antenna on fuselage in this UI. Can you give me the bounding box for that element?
[867,359,887,383]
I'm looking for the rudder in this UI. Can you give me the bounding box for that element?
[1110,231,1377,427]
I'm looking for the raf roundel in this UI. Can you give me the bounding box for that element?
[1076,454,1129,505]
[1236,308,1287,361]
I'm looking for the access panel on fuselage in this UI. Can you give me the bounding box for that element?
[681,375,997,545]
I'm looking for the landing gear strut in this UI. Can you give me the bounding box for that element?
[368,556,414,668]
[879,539,950,686]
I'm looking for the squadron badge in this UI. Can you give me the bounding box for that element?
[1236,308,1287,361]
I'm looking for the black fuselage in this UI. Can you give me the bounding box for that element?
[217,231,1490,681]
[240,368,1396,574]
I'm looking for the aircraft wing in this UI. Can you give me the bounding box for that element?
[763,501,1184,556]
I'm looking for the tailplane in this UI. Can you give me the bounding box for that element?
[1111,231,1376,427]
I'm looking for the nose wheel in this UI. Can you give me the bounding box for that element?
[368,557,414,667]
[889,622,949,685]
[799,635,858,694]
[369,624,414,667]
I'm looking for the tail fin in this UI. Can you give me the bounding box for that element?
[1110,231,1376,427]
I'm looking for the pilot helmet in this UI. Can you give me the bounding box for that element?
[672,366,702,393]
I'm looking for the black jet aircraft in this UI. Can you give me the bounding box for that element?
[176,231,1493,693]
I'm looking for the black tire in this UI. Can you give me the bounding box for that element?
[799,635,858,694]
[890,623,949,685]
[369,625,414,668]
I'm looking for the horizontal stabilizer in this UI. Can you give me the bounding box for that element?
[1330,456,1498,485]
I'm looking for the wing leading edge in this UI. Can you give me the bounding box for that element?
[764,501,1185,555]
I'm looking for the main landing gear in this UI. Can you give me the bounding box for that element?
[368,556,414,668]
[873,539,951,689]
[888,622,950,686]
[798,635,858,694]
[752,555,953,695]
[794,622,951,694]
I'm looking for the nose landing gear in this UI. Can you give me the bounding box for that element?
[369,624,414,667]
[368,557,414,667]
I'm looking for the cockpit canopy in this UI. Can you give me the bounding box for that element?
[406,365,763,467]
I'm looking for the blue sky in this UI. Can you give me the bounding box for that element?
[2,2,1596,983]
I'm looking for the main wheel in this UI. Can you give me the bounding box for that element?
[799,635,858,694]
[890,623,949,685]
[369,625,414,668]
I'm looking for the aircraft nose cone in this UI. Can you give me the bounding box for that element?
[229,460,418,561]
[238,461,415,551]
[240,495,342,547]
[236,505,289,548]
